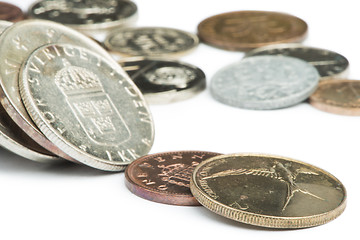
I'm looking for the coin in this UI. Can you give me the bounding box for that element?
[104,27,199,58]
[0,2,25,22]
[0,20,12,34]
[246,43,349,79]
[0,104,59,163]
[0,19,116,161]
[19,44,154,171]
[125,151,221,205]
[198,11,307,51]
[210,55,319,110]
[119,57,206,104]
[28,0,138,34]
[190,153,346,228]
[309,79,360,115]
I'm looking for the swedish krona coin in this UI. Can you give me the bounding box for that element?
[119,57,206,104]
[104,27,199,58]
[210,56,319,110]
[190,153,346,228]
[309,79,360,116]
[246,44,349,79]
[19,44,154,171]
[0,19,116,161]
[0,2,25,22]
[28,0,138,33]
[197,11,307,51]
[125,151,221,206]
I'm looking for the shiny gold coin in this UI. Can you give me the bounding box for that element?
[190,153,346,229]
[198,11,307,51]
[309,79,360,116]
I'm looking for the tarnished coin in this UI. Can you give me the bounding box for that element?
[0,104,59,163]
[246,44,349,79]
[119,57,206,104]
[309,79,360,115]
[210,56,319,110]
[19,44,154,171]
[0,19,116,161]
[0,2,25,22]
[198,11,307,51]
[28,0,138,34]
[104,27,199,58]
[190,153,346,228]
[125,151,221,206]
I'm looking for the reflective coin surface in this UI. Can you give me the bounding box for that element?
[0,19,115,161]
[104,27,199,58]
[125,151,221,206]
[210,56,319,110]
[0,2,25,22]
[246,44,349,79]
[190,153,346,228]
[19,44,154,171]
[198,11,307,51]
[28,0,138,33]
[309,79,360,115]
[119,57,206,104]
[0,104,59,163]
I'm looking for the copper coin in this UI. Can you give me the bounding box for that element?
[0,2,25,22]
[309,79,360,116]
[125,151,221,206]
[198,11,307,51]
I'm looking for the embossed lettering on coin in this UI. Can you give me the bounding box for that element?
[19,44,154,171]
[190,153,346,228]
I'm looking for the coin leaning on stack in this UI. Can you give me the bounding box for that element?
[0,19,155,171]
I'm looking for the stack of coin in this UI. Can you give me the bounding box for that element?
[0,19,154,171]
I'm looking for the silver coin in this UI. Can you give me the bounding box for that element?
[104,27,199,58]
[210,56,320,110]
[19,44,155,171]
[119,57,206,104]
[0,19,116,161]
[0,20,12,35]
[28,0,138,34]
[246,43,349,79]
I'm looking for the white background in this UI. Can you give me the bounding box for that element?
[0,0,358,239]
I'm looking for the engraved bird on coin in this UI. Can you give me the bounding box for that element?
[203,161,325,211]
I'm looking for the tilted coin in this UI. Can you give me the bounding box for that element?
[309,79,360,115]
[104,27,199,58]
[0,19,116,161]
[125,151,221,206]
[0,20,12,34]
[0,104,59,162]
[190,153,346,229]
[0,2,25,22]
[246,43,349,79]
[198,11,307,51]
[19,44,154,171]
[28,0,138,34]
[119,57,206,104]
[210,56,319,110]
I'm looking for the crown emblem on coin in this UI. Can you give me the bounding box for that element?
[159,162,199,187]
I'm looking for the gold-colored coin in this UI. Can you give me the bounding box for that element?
[190,153,346,229]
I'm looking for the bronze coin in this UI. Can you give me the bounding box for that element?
[198,11,307,51]
[125,151,221,206]
[309,79,360,116]
[0,2,25,22]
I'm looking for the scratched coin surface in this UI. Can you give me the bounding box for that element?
[104,27,199,58]
[0,19,115,161]
[210,55,319,110]
[198,11,307,51]
[309,79,360,115]
[0,2,25,22]
[28,0,138,33]
[190,153,346,228]
[246,44,349,79]
[125,151,221,205]
[119,57,206,104]
[19,44,154,171]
